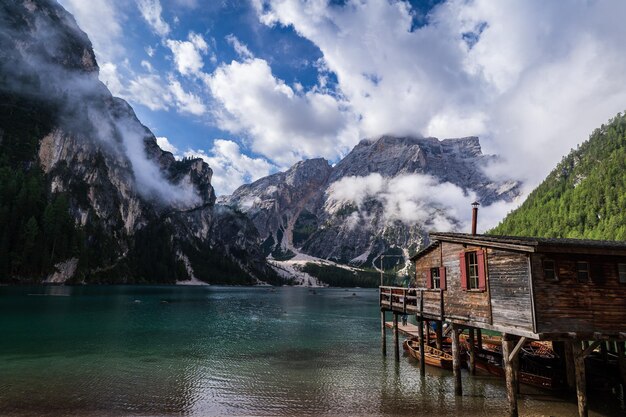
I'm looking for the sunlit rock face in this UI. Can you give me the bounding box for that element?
[223,136,520,268]
[0,0,279,284]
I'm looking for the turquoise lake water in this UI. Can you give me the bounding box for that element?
[0,285,621,416]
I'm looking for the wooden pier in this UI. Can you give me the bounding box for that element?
[384,321,422,338]
[381,232,626,417]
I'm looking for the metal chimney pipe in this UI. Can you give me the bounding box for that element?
[471,201,480,235]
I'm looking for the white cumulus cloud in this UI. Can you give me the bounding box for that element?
[326,173,517,232]
[166,32,209,77]
[168,78,207,115]
[127,74,172,111]
[137,0,171,37]
[205,57,358,166]
[226,34,254,60]
[156,136,179,154]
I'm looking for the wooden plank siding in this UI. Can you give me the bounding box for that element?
[414,242,492,325]
[487,249,533,333]
[531,253,626,334]
[415,246,443,318]
[442,242,491,323]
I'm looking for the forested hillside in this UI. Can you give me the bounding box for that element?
[490,112,626,239]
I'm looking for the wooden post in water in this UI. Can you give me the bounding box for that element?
[381,310,387,356]
[418,316,425,375]
[435,320,443,350]
[564,341,576,392]
[451,324,462,396]
[617,342,626,390]
[393,313,399,362]
[468,328,476,375]
[502,333,519,417]
[572,340,588,417]
[476,328,483,351]
[425,320,431,346]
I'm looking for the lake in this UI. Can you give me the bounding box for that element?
[0,285,621,416]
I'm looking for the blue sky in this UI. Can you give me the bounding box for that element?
[58,0,626,197]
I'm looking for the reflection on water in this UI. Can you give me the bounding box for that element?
[0,286,621,416]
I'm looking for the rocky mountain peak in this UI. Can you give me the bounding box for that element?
[223,134,521,267]
[441,136,482,158]
[284,157,332,186]
[16,0,98,74]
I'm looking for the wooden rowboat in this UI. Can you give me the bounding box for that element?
[472,349,560,390]
[459,333,502,352]
[403,338,454,370]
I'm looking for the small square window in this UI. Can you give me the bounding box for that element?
[618,264,626,284]
[577,261,589,282]
[543,259,557,281]
[431,267,441,289]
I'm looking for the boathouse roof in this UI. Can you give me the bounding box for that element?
[410,232,626,260]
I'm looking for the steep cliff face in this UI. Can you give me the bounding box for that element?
[223,136,520,268]
[223,158,333,258]
[0,0,279,284]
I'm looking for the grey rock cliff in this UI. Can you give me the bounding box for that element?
[223,158,332,258]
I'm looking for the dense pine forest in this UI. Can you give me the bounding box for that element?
[490,112,626,240]
[0,93,88,282]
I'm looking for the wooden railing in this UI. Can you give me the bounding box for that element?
[379,286,445,319]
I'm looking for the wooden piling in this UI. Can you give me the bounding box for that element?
[418,317,425,375]
[425,320,431,346]
[564,341,576,392]
[393,313,399,362]
[476,328,483,351]
[468,328,476,375]
[435,320,443,350]
[502,334,519,417]
[618,342,626,387]
[451,324,462,396]
[381,310,387,356]
[572,341,588,417]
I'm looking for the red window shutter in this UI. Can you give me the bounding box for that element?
[477,249,486,291]
[459,252,468,290]
[439,266,447,290]
[426,268,432,289]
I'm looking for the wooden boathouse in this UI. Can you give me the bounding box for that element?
[380,230,626,417]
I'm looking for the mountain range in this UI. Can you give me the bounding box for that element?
[222,136,520,271]
[7,0,620,287]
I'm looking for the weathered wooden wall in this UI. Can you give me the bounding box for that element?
[415,243,492,324]
[415,247,443,317]
[414,243,536,331]
[531,253,626,334]
[487,249,533,332]
[442,242,492,324]
[415,248,440,287]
